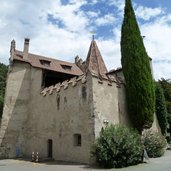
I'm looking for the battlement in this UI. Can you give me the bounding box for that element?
[40,70,124,97]
[41,75,87,96]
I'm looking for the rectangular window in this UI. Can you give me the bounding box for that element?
[73,134,81,146]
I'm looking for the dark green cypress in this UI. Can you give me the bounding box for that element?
[155,82,168,136]
[0,63,8,118]
[121,0,155,133]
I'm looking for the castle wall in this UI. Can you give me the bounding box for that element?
[0,61,31,158]
[92,78,120,138]
[117,84,132,127]
[92,76,133,138]
[23,72,95,164]
[0,60,161,163]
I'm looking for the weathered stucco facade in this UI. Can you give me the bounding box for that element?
[0,38,160,163]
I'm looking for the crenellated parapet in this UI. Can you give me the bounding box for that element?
[40,70,123,97]
[41,75,87,97]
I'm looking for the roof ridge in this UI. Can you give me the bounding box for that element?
[13,50,83,76]
[15,50,75,65]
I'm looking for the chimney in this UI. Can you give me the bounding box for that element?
[75,55,79,64]
[10,40,16,62]
[23,38,30,60]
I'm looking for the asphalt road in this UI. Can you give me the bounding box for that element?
[0,150,171,171]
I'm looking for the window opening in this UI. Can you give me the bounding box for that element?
[61,64,72,70]
[73,134,82,146]
[82,86,87,99]
[40,60,51,67]
[41,70,75,88]
[48,139,53,158]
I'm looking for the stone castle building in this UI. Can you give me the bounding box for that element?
[0,38,160,163]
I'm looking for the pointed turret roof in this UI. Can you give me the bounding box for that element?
[85,40,108,79]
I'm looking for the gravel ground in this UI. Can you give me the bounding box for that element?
[0,150,171,171]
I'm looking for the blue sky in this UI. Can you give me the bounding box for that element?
[0,0,171,79]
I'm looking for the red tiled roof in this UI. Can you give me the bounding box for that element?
[13,50,83,76]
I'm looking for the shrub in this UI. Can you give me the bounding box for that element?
[92,125,143,168]
[142,130,167,158]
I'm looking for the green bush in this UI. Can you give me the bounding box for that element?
[142,130,167,158]
[92,125,143,168]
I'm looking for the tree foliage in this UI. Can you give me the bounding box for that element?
[158,78,171,102]
[0,63,8,117]
[92,125,143,168]
[158,78,171,125]
[120,0,155,133]
[155,82,168,136]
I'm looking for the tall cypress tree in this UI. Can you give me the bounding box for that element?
[0,63,8,118]
[155,82,168,136]
[121,0,155,133]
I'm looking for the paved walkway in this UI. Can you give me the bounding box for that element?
[0,150,171,171]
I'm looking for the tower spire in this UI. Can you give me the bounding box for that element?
[92,34,95,40]
[85,40,108,79]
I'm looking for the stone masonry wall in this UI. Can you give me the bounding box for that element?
[23,71,95,164]
[0,61,31,158]
[0,61,161,163]
[92,77,120,138]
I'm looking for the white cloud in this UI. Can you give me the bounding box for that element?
[95,14,116,26]
[90,0,98,5]
[87,11,99,18]
[108,0,171,79]
[140,16,171,79]
[109,0,124,16]
[48,0,88,32]
[153,62,171,80]
[98,39,121,71]
[135,6,163,20]
[0,0,171,80]
[157,14,171,24]
[29,25,91,62]
[0,0,90,64]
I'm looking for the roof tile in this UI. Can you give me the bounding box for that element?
[13,50,83,76]
[85,40,108,79]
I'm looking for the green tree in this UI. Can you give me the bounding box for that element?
[158,78,171,102]
[120,0,155,133]
[155,82,168,136]
[0,63,8,118]
[158,78,171,134]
